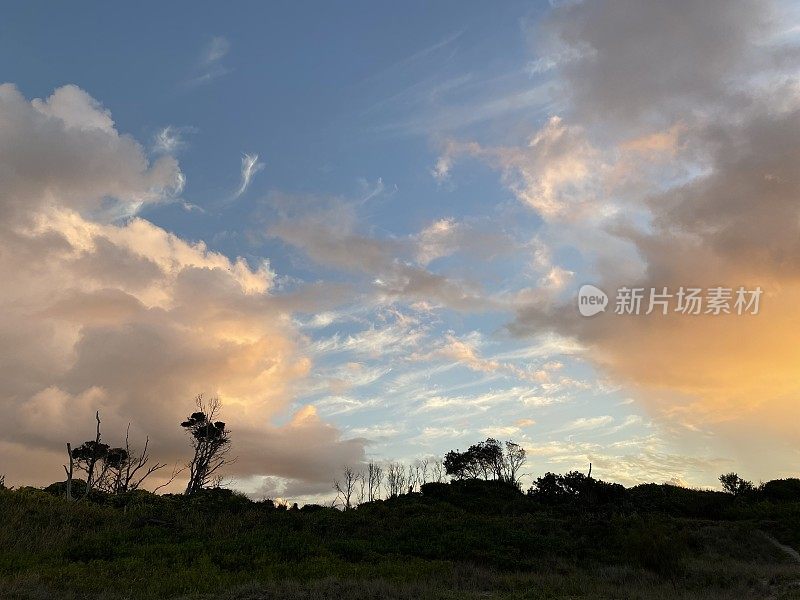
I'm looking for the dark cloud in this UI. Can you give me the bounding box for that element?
[540,0,772,126]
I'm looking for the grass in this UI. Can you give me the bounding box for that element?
[1,483,800,599]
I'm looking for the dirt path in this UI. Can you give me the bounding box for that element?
[759,530,800,563]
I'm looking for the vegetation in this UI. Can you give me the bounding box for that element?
[4,405,800,599]
[3,468,800,598]
[444,438,526,486]
[181,395,232,495]
[63,411,175,502]
[719,472,756,497]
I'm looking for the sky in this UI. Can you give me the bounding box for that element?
[1,0,799,503]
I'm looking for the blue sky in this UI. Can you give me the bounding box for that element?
[2,0,798,501]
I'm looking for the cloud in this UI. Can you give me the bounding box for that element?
[232,153,265,199]
[311,311,427,359]
[353,30,553,139]
[265,195,503,312]
[31,84,115,131]
[204,36,230,65]
[538,266,574,291]
[0,84,183,222]
[371,77,553,137]
[433,116,604,221]
[230,406,366,491]
[152,125,196,155]
[537,0,773,126]
[415,218,461,264]
[0,84,364,494]
[185,36,231,87]
[413,333,555,384]
[414,217,517,266]
[434,0,800,481]
[526,438,726,488]
[497,0,800,480]
[415,386,566,414]
[556,416,614,434]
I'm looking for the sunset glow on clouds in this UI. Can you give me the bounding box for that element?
[1,1,799,501]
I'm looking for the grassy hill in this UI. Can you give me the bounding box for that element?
[2,480,800,599]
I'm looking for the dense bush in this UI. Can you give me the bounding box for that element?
[527,471,625,506]
[2,474,800,600]
[30,473,800,519]
[625,483,731,519]
[760,478,800,502]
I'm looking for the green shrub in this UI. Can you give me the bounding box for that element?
[760,478,800,502]
[621,517,688,578]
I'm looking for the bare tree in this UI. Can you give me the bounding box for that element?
[366,461,383,502]
[96,424,170,494]
[356,470,367,505]
[63,443,74,500]
[333,465,361,510]
[152,463,184,494]
[66,413,173,498]
[181,395,232,495]
[406,463,417,494]
[419,457,430,486]
[384,462,407,498]
[406,459,430,493]
[431,459,445,483]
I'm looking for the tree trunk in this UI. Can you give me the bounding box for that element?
[64,443,73,501]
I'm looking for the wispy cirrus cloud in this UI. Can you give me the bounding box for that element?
[185,36,231,87]
[204,36,229,64]
[232,153,265,199]
[152,125,197,155]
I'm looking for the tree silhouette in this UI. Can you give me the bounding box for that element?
[98,425,171,494]
[365,461,384,502]
[503,441,526,487]
[430,458,445,483]
[478,438,505,479]
[333,465,360,510]
[182,395,232,495]
[529,470,624,505]
[443,448,472,480]
[69,411,107,498]
[719,472,754,497]
[384,462,407,498]
[444,438,526,486]
[65,412,170,499]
